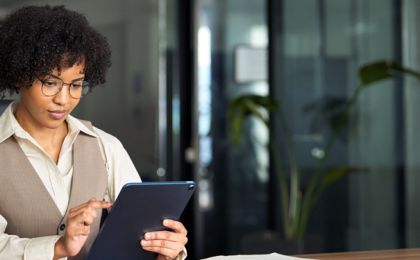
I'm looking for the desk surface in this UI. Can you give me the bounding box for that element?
[296,248,420,260]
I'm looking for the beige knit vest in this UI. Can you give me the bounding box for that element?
[0,120,108,260]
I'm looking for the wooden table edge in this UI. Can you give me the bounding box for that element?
[294,248,420,260]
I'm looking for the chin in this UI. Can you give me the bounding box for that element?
[42,118,67,129]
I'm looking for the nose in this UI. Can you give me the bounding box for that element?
[53,84,71,105]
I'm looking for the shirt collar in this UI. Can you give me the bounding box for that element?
[66,114,98,138]
[0,101,19,144]
[0,101,97,144]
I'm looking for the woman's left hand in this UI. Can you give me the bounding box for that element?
[141,219,188,260]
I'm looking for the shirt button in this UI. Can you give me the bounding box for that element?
[60,224,66,231]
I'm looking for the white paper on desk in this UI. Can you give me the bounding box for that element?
[202,253,317,260]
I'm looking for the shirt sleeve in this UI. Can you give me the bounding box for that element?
[93,127,187,260]
[93,126,142,204]
[175,247,187,260]
[0,214,64,260]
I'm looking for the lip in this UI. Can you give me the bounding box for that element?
[48,110,67,120]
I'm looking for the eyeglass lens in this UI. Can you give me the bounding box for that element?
[42,77,89,98]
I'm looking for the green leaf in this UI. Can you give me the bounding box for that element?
[231,111,244,144]
[229,95,278,114]
[247,95,279,111]
[227,95,278,144]
[302,96,349,142]
[359,59,420,85]
[323,165,369,186]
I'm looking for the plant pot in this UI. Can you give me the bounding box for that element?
[240,230,323,255]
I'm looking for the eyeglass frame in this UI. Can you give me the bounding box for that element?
[35,74,90,99]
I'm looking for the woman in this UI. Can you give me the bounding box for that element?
[0,5,188,260]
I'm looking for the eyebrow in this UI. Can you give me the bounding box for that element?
[49,74,85,81]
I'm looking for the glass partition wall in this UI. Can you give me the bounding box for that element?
[270,0,402,252]
[402,0,420,249]
[270,0,411,254]
[192,0,418,258]
[2,0,420,259]
[193,0,270,257]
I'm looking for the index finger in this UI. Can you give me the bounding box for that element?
[70,200,112,213]
[87,201,112,210]
[163,220,187,235]
[69,197,97,213]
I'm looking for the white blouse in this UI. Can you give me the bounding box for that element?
[0,101,185,260]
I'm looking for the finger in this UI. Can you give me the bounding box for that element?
[69,211,95,227]
[69,198,111,214]
[68,225,91,237]
[69,201,111,217]
[163,220,187,235]
[142,246,178,259]
[86,200,112,210]
[69,198,96,213]
[68,206,97,220]
[144,231,187,243]
[141,239,181,250]
[162,220,187,235]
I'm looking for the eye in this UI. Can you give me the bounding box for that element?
[44,80,58,87]
[71,81,83,88]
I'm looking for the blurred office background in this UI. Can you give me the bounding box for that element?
[2,0,420,258]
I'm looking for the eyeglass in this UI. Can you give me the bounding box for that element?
[36,75,90,99]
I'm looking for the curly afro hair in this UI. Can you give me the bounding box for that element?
[0,5,111,98]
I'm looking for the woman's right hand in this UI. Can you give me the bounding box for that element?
[53,197,112,260]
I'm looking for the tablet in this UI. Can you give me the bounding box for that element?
[85,181,196,260]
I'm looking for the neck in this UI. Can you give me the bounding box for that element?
[14,101,68,147]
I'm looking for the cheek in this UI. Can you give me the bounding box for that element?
[22,87,50,114]
[29,99,53,121]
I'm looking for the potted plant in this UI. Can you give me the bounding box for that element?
[227,60,420,254]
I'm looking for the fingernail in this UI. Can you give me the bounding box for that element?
[107,202,112,206]
[141,240,147,245]
[146,233,151,239]
[164,220,169,225]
